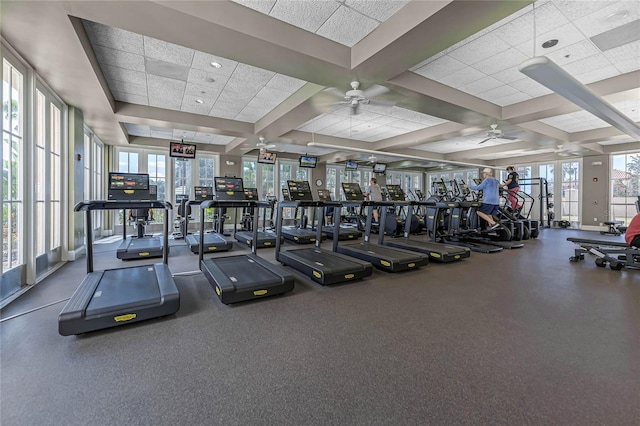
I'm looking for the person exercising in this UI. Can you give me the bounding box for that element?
[501,166,520,211]
[625,213,640,247]
[464,168,501,230]
[364,178,382,223]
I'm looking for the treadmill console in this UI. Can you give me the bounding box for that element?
[317,189,332,202]
[194,186,214,201]
[108,172,150,200]
[244,188,258,200]
[341,182,365,202]
[385,185,405,201]
[281,188,291,201]
[287,181,313,201]
[214,177,245,200]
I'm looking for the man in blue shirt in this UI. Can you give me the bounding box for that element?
[464,168,500,230]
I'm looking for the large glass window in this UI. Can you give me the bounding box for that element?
[50,104,61,248]
[148,153,166,223]
[243,160,257,188]
[611,153,640,225]
[561,161,580,223]
[118,151,139,173]
[2,58,23,271]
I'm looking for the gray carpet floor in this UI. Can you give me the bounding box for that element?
[1,229,639,425]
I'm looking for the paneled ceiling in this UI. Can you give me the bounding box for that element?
[2,0,639,171]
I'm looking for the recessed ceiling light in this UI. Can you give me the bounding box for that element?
[210,62,222,68]
[606,10,629,21]
[542,39,559,49]
[195,99,203,104]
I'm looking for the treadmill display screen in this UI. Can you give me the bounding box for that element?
[214,177,245,200]
[386,185,405,201]
[434,182,447,195]
[281,188,291,200]
[194,186,214,200]
[244,188,258,200]
[287,181,313,201]
[317,189,332,201]
[109,173,149,190]
[342,182,364,201]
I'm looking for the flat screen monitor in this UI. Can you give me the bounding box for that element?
[345,160,358,171]
[299,155,317,168]
[286,180,313,201]
[169,141,197,159]
[244,188,258,200]
[194,186,214,201]
[372,162,387,174]
[214,177,245,201]
[258,151,277,164]
[108,172,149,190]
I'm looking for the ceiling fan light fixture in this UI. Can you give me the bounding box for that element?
[519,56,640,139]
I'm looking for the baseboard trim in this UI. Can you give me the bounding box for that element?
[581,225,605,232]
[67,246,86,261]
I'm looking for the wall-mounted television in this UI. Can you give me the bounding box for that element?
[169,141,197,159]
[373,162,387,174]
[299,155,317,168]
[345,160,358,171]
[258,151,277,164]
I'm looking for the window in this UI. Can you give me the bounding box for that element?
[611,153,640,225]
[118,151,139,173]
[84,127,104,232]
[2,57,24,271]
[50,103,61,248]
[561,161,580,223]
[243,160,257,189]
[148,153,166,223]
[174,158,191,200]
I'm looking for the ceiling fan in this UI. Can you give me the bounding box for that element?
[321,81,395,115]
[553,144,581,157]
[367,154,378,164]
[478,124,518,144]
[256,136,276,153]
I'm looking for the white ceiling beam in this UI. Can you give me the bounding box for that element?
[374,122,469,150]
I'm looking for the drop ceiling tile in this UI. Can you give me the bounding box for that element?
[209,101,245,118]
[438,67,486,88]
[604,39,640,73]
[125,123,151,137]
[509,77,551,94]
[563,53,615,77]
[147,74,187,94]
[82,20,144,55]
[490,66,528,85]
[106,79,147,97]
[254,86,292,103]
[231,63,276,86]
[143,36,195,65]
[145,58,190,81]
[216,88,255,106]
[555,1,614,21]
[112,90,149,105]
[187,69,230,90]
[100,64,147,86]
[93,45,145,72]
[472,48,529,76]
[149,126,174,138]
[266,74,307,92]
[493,92,532,107]
[476,85,519,102]
[410,52,446,71]
[270,0,340,33]
[413,55,467,81]
[173,129,196,140]
[514,23,587,58]
[345,0,410,21]
[181,95,214,115]
[148,90,184,110]
[448,33,511,66]
[490,9,535,47]
[574,65,620,84]
[545,39,602,66]
[224,76,268,95]
[459,76,503,96]
[350,121,384,133]
[317,5,379,47]
[190,51,238,75]
[184,82,221,100]
[231,0,277,14]
[573,1,640,38]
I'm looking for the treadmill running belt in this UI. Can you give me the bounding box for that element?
[210,257,281,290]
[284,248,369,275]
[86,266,161,316]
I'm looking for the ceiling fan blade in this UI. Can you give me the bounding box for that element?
[362,84,389,99]
[478,138,492,144]
[323,87,347,99]
[367,99,395,107]
[498,136,518,141]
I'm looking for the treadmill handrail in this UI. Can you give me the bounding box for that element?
[74,200,173,211]
[200,200,270,209]
[278,200,342,208]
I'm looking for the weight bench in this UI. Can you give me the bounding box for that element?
[567,237,639,270]
[600,221,627,236]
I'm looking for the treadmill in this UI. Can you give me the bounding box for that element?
[184,186,233,254]
[233,187,282,248]
[315,189,362,241]
[59,176,179,335]
[199,177,294,304]
[280,181,324,244]
[383,198,471,263]
[335,183,429,273]
[275,182,373,285]
[115,178,166,260]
